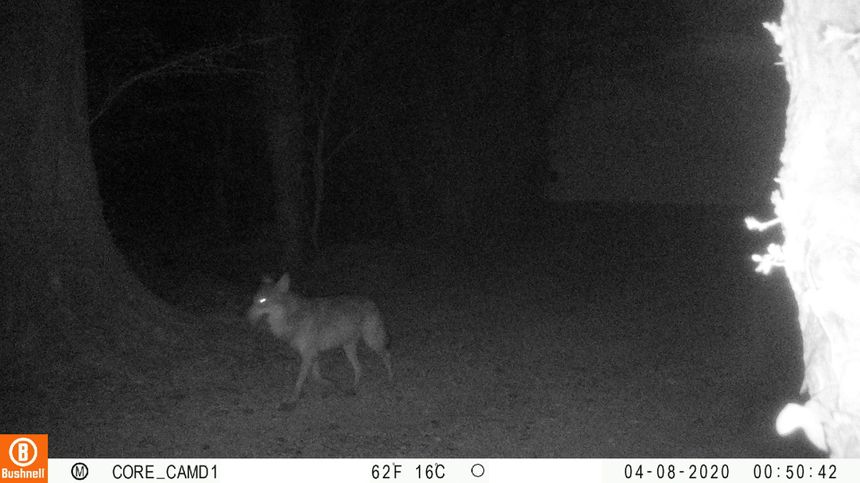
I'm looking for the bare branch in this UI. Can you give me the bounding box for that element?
[324,124,362,167]
[88,36,281,127]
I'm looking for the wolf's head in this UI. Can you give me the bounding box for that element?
[247,273,297,330]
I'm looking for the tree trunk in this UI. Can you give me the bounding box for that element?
[310,120,326,251]
[0,1,177,386]
[260,0,307,269]
[766,0,860,457]
[523,0,552,215]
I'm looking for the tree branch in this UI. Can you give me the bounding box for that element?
[88,36,281,127]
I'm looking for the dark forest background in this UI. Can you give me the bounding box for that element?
[83,0,785,257]
[1,0,815,458]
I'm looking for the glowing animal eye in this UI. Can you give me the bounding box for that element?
[259,298,267,303]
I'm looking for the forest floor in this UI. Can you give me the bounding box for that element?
[10,203,823,458]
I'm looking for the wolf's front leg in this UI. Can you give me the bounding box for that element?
[280,356,314,411]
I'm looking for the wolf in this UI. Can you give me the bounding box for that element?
[247,273,393,410]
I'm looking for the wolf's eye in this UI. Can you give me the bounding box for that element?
[258,297,267,303]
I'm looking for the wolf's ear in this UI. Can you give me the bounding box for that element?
[261,275,273,284]
[275,273,291,292]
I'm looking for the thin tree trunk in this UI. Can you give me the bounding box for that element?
[260,0,307,269]
[310,119,326,251]
[307,14,354,251]
[523,0,551,214]
[765,0,860,457]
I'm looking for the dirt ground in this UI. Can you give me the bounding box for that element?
[8,204,824,458]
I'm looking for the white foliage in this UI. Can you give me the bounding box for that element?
[776,401,829,452]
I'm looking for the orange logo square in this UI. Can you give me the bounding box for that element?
[0,435,47,482]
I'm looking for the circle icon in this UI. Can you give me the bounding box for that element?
[8,437,37,467]
[71,462,89,480]
[471,463,485,478]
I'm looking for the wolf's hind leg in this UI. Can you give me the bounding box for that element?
[343,341,362,395]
